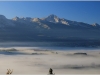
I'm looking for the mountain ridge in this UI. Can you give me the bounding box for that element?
[10,14,100,26]
[0,14,100,47]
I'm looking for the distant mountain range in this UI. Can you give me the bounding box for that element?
[0,14,100,47]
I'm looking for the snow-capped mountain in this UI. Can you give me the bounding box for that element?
[41,14,69,25]
[0,14,100,47]
[92,23,100,26]
[10,14,100,28]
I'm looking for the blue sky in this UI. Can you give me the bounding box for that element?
[0,1,100,24]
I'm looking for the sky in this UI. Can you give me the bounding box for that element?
[0,1,100,24]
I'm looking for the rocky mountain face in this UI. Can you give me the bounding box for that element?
[0,14,100,47]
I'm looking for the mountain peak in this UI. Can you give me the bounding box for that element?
[92,23,100,26]
[12,16,20,21]
[0,15,7,20]
[44,14,60,23]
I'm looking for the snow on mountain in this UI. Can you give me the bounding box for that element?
[12,16,19,21]
[32,18,41,22]
[42,14,69,25]
[60,19,69,25]
[0,14,100,46]
[45,14,60,23]
[0,14,100,29]
[31,18,50,29]
[10,14,100,28]
[92,23,100,26]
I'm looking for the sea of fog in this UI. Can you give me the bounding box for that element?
[0,42,100,74]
